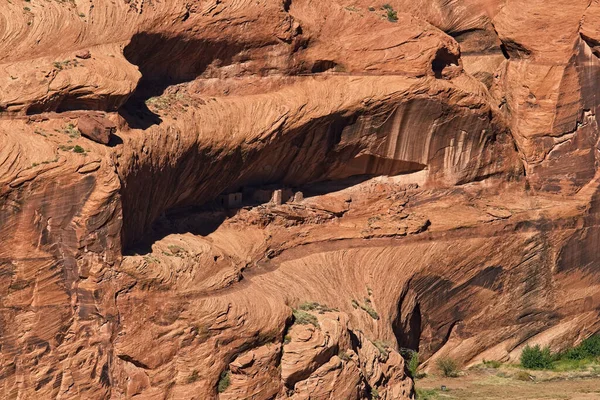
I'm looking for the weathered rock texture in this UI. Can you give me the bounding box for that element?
[1,0,600,399]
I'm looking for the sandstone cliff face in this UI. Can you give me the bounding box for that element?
[1,0,600,399]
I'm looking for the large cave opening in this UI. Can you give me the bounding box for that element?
[431,47,460,79]
[119,106,429,251]
[118,33,246,129]
[393,287,423,354]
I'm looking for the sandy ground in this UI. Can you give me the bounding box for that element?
[416,366,600,399]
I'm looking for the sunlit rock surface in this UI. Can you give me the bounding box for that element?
[1,0,600,398]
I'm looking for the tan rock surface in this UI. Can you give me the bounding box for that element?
[1,0,600,399]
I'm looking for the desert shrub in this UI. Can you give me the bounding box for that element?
[513,370,533,381]
[73,145,85,153]
[167,244,186,256]
[483,359,501,368]
[187,370,199,383]
[363,305,379,320]
[371,340,390,358]
[436,357,459,377]
[217,371,230,393]
[299,301,319,311]
[370,388,379,399]
[64,123,80,138]
[386,8,397,21]
[143,255,160,264]
[381,4,397,21]
[353,298,379,320]
[408,352,420,378]
[520,344,553,370]
[292,309,319,327]
[299,301,337,313]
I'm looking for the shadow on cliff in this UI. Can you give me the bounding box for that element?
[124,208,228,256]
[123,176,374,256]
[392,268,505,357]
[299,175,376,198]
[118,33,245,129]
[118,107,436,253]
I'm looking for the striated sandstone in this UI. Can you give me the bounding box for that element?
[1,0,600,399]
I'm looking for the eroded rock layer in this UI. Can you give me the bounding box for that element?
[1,0,600,399]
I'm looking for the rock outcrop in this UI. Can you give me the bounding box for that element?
[77,114,116,145]
[1,0,600,399]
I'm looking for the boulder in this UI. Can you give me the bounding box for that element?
[75,50,91,59]
[77,115,116,144]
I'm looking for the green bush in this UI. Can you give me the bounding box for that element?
[565,335,600,360]
[298,301,337,313]
[483,359,501,368]
[564,346,587,360]
[520,344,553,370]
[363,305,380,320]
[370,387,379,399]
[292,309,319,327]
[381,4,398,22]
[167,244,186,256]
[581,335,600,356]
[371,340,390,358]
[408,352,420,378]
[73,145,85,153]
[217,371,230,393]
[352,298,379,320]
[436,357,459,377]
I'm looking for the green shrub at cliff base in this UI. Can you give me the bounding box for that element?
[521,335,600,371]
[217,371,230,393]
[564,335,600,360]
[436,357,459,377]
[482,359,501,369]
[292,309,319,327]
[408,352,420,378]
[520,344,553,370]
